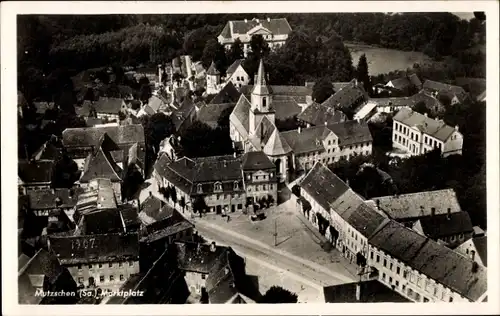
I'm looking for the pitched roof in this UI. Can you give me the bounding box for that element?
[471,236,487,266]
[410,90,442,111]
[209,81,241,105]
[153,157,195,195]
[280,125,328,155]
[324,280,410,303]
[369,220,487,302]
[32,141,62,161]
[206,62,220,76]
[423,80,468,101]
[300,162,350,211]
[172,98,196,131]
[387,74,422,91]
[346,203,389,238]
[408,73,422,87]
[173,241,229,273]
[18,160,54,184]
[298,102,346,126]
[62,124,145,148]
[416,212,473,239]
[140,220,194,244]
[49,233,140,265]
[367,97,415,109]
[94,97,125,114]
[148,95,167,112]
[229,94,252,137]
[139,194,164,221]
[327,120,373,147]
[371,189,462,221]
[192,155,243,182]
[393,108,456,142]
[226,59,245,76]
[79,144,123,182]
[221,18,292,39]
[263,129,292,156]
[26,188,81,210]
[252,60,270,95]
[322,80,368,111]
[196,103,235,128]
[330,189,365,220]
[255,116,277,145]
[241,151,276,170]
[18,249,68,304]
[272,99,302,120]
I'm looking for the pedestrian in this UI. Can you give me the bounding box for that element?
[227,215,230,222]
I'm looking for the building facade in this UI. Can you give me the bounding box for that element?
[225,60,250,89]
[392,108,463,157]
[218,18,292,57]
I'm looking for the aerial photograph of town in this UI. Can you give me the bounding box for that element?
[15,10,488,305]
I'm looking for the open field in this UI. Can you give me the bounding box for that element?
[347,43,431,75]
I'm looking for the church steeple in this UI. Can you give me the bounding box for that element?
[251,59,273,113]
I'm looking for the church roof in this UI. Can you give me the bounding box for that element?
[252,60,270,95]
[263,129,292,156]
[207,62,220,76]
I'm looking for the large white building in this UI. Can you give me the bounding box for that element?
[392,108,463,157]
[218,18,292,57]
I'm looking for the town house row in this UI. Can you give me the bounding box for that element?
[298,162,487,303]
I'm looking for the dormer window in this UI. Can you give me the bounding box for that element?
[262,97,267,108]
[233,181,239,190]
[214,182,223,192]
[197,184,203,194]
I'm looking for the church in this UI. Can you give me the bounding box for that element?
[229,60,375,183]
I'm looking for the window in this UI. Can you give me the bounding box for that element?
[395,280,399,287]
[197,184,203,193]
[449,297,453,302]
[389,277,393,283]
[109,275,114,281]
[109,263,113,268]
[415,293,421,301]
[383,259,387,267]
[100,275,104,283]
[370,251,374,260]
[263,185,266,190]
[98,263,103,268]
[424,297,430,303]
[390,262,393,271]
[270,184,273,190]
[376,255,380,263]
[256,185,260,191]
[89,264,93,269]
[382,272,386,280]
[434,286,439,297]
[217,194,221,200]
[214,182,223,192]
[397,266,401,275]
[417,277,422,287]
[78,277,84,284]
[120,275,125,281]
[78,264,82,270]
[328,140,331,145]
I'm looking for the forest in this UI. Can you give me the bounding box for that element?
[18,12,485,103]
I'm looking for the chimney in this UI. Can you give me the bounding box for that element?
[431,207,435,216]
[244,19,248,23]
[447,208,451,220]
[51,188,55,194]
[355,282,361,301]
[376,199,380,210]
[424,113,428,117]
[267,17,270,22]
[324,121,327,126]
[471,250,476,261]
[210,241,216,252]
[455,125,459,131]
[298,126,301,134]
[346,179,350,187]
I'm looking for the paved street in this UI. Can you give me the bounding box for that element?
[138,176,357,303]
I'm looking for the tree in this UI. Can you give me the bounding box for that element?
[160,186,171,201]
[170,186,178,207]
[312,78,335,103]
[356,54,372,95]
[259,286,298,303]
[139,84,152,103]
[192,195,208,214]
[227,38,244,64]
[473,12,486,21]
[142,112,175,153]
[179,120,233,158]
[301,199,312,214]
[291,185,301,197]
[201,39,227,73]
[216,106,234,130]
[179,196,186,213]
